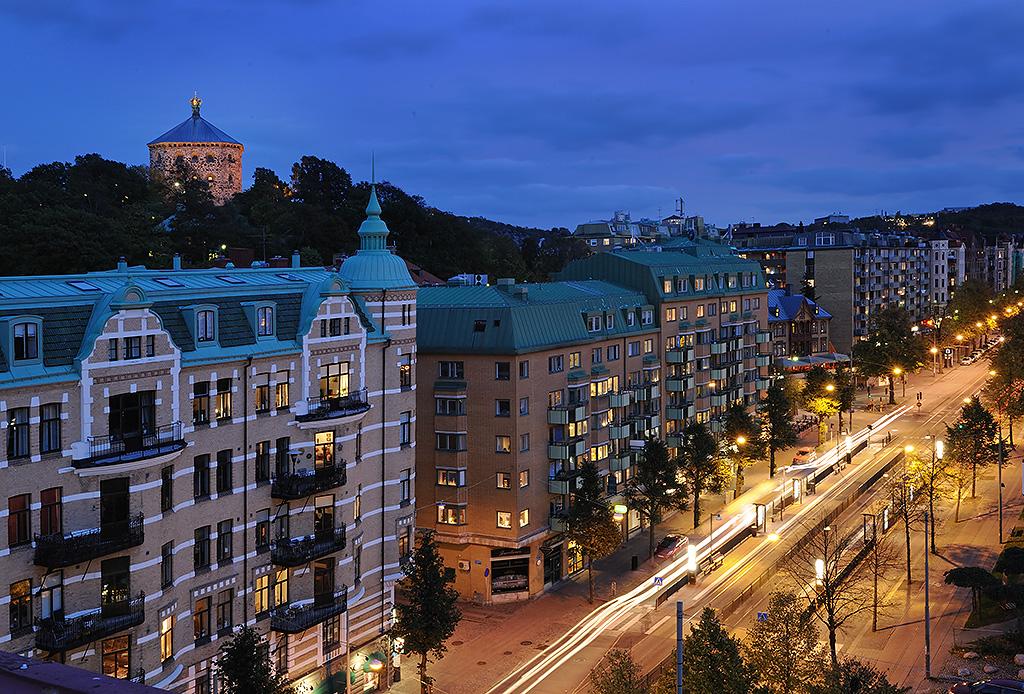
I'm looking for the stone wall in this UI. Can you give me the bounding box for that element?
[148,142,243,205]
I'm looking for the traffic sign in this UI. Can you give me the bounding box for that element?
[757,611,768,622]
[653,576,664,586]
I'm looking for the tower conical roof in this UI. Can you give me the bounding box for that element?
[148,94,240,146]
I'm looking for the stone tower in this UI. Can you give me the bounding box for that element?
[148,94,243,204]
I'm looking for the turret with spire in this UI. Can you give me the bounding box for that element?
[338,170,416,291]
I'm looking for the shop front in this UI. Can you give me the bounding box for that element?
[489,547,530,602]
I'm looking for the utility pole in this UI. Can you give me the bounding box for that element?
[676,601,684,694]
[999,423,1005,544]
[924,511,932,679]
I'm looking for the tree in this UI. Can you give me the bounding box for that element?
[565,461,622,604]
[590,649,646,694]
[906,444,953,553]
[394,531,462,694]
[675,421,722,528]
[759,381,798,477]
[834,367,856,435]
[946,397,998,499]
[683,607,756,694]
[783,521,875,668]
[744,591,826,694]
[808,658,909,694]
[862,502,900,631]
[946,278,993,348]
[852,306,926,404]
[944,566,1000,613]
[289,155,352,210]
[886,460,926,585]
[625,438,688,559]
[802,366,841,445]
[722,403,765,493]
[214,626,293,694]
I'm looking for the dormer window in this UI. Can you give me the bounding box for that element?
[197,310,216,343]
[257,306,274,337]
[13,322,38,361]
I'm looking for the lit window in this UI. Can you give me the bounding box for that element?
[160,615,175,662]
[519,509,530,527]
[196,310,215,342]
[256,306,274,337]
[497,511,512,529]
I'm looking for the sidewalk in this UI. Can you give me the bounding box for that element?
[390,365,968,694]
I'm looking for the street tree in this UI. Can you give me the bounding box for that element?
[863,500,901,631]
[214,626,293,694]
[808,658,909,694]
[906,444,954,553]
[759,380,798,478]
[852,306,926,404]
[744,591,826,693]
[590,649,646,694]
[783,520,875,668]
[946,278,994,347]
[625,438,688,559]
[675,421,723,528]
[565,461,622,604]
[835,367,856,434]
[886,460,926,584]
[393,531,462,694]
[683,607,756,694]
[944,566,1000,613]
[802,366,841,445]
[946,396,998,498]
[722,403,765,493]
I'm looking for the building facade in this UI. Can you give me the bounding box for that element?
[0,189,416,692]
[148,95,243,205]
[766,289,833,367]
[416,242,771,603]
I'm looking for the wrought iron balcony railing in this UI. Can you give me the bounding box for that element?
[270,587,347,633]
[34,513,144,569]
[36,593,145,652]
[76,422,185,469]
[271,463,347,500]
[296,390,370,423]
[271,527,347,567]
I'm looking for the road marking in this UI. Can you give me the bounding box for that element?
[644,614,672,635]
[615,610,646,633]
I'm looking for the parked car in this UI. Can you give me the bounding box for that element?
[949,679,1024,693]
[960,356,974,366]
[654,534,689,560]
[791,447,817,466]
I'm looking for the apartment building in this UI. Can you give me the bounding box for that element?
[927,238,966,311]
[767,289,837,371]
[0,188,416,693]
[415,243,771,604]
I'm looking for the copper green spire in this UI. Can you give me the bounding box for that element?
[357,182,388,251]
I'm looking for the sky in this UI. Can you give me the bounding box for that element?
[3,0,1024,229]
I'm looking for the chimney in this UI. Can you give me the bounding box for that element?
[117,257,128,273]
[512,285,528,299]
[495,278,515,292]
[291,250,301,269]
[172,253,182,271]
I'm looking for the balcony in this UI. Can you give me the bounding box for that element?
[665,434,684,448]
[548,437,587,460]
[547,404,588,425]
[272,463,347,500]
[710,368,728,380]
[74,422,185,473]
[608,423,632,440]
[34,513,144,569]
[295,390,370,428]
[548,468,583,495]
[632,384,657,401]
[756,355,772,368]
[609,452,633,472]
[271,587,348,634]
[711,394,728,408]
[665,404,694,421]
[36,593,145,652]
[608,391,632,408]
[756,378,774,391]
[711,342,729,355]
[643,414,661,431]
[666,348,694,364]
[665,377,688,393]
[271,527,347,567]
[549,510,570,533]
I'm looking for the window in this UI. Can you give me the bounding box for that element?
[193,382,210,425]
[708,303,717,316]
[694,277,705,291]
[254,575,270,616]
[40,403,61,454]
[497,472,511,489]
[217,520,233,564]
[193,455,210,500]
[439,361,464,379]
[437,504,467,525]
[257,306,274,336]
[519,397,529,416]
[102,636,130,680]
[592,347,602,364]
[399,469,411,503]
[568,351,581,369]
[399,411,411,445]
[124,336,141,359]
[495,362,511,380]
[436,468,465,487]
[519,509,530,527]
[255,376,271,413]
[607,344,620,361]
[435,432,467,451]
[146,335,155,357]
[400,355,412,388]
[548,389,563,408]
[643,338,654,354]
[497,511,512,529]
[193,596,211,641]
[519,470,530,488]
[662,279,673,294]
[7,494,30,547]
[626,311,636,327]
[275,437,291,477]
[196,310,215,342]
[495,435,512,453]
[519,361,529,379]
[627,341,640,357]
[520,433,530,452]
[474,320,486,333]
[6,407,29,460]
[215,378,232,420]
[161,467,173,512]
[606,314,615,330]
[108,338,119,361]
[216,450,233,494]
[696,304,705,318]
[315,431,335,468]
[276,376,290,409]
[548,355,564,373]
[255,441,270,483]
[161,542,174,588]
[13,322,38,361]
[588,316,601,332]
[216,589,233,634]
[398,526,412,561]
[273,569,289,608]
[40,487,62,536]
[194,526,211,572]
[160,615,175,662]
[435,397,465,416]
[9,580,31,635]
[354,485,362,521]
[665,307,677,322]
[495,399,511,417]
[313,558,335,601]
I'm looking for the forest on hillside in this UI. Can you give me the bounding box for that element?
[0,154,589,281]
[851,202,1024,238]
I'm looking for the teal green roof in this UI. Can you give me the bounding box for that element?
[339,186,416,291]
[417,280,657,355]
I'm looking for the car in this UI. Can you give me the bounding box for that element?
[654,534,689,560]
[949,679,1024,693]
[960,356,974,366]
[791,447,817,466]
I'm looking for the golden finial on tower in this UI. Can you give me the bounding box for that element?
[190,91,202,117]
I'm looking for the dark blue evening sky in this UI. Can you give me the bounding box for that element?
[3,1,1023,228]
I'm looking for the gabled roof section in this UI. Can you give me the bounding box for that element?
[767,288,832,322]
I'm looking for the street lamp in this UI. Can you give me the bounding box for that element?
[929,346,938,375]
[892,366,905,398]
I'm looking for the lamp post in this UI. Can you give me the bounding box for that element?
[891,366,903,403]
[929,346,938,376]
[924,511,932,679]
[990,369,1005,544]
[825,383,839,437]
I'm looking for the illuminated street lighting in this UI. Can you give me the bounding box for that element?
[825,384,835,392]
[904,444,914,454]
